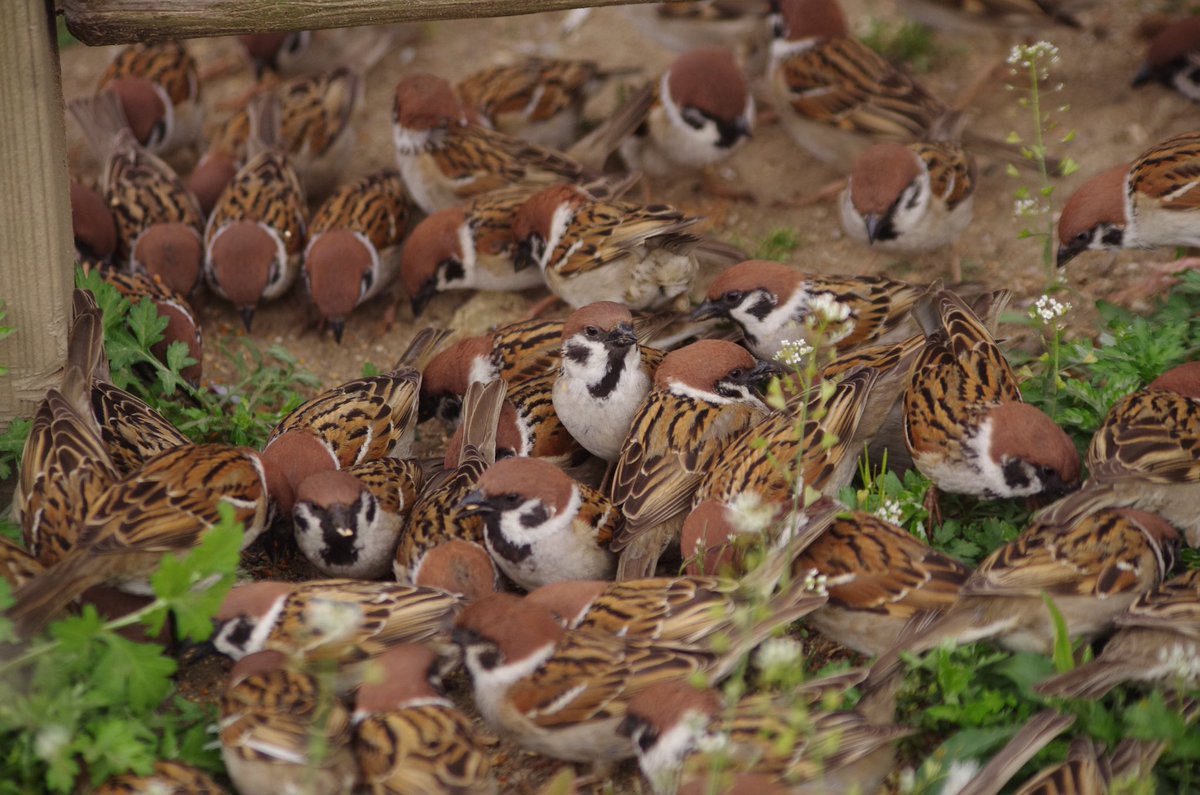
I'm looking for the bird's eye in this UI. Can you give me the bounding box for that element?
[284,32,306,55]
[585,326,600,339]
[1075,232,1089,244]
[728,368,745,380]
[723,291,744,305]
[477,648,500,670]
[505,493,522,506]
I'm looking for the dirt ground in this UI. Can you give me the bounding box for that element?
[58,1,1198,791]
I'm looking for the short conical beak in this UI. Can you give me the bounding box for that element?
[410,281,436,318]
[1131,63,1153,88]
[863,214,883,244]
[240,307,256,332]
[689,300,724,322]
[331,318,346,344]
[606,323,637,349]
[456,491,494,514]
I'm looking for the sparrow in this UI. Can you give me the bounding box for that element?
[767,0,1026,169]
[261,327,448,513]
[0,537,44,590]
[1035,361,1200,545]
[790,510,971,655]
[188,66,369,214]
[89,378,192,475]
[10,443,272,635]
[951,709,1076,795]
[393,380,506,600]
[97,40,203,158]
[869,507,1179,674]
[451,589,823,764]
[238,26,411,80]
[420,318,564,423]
[398,174,640,316]
[690,260,926,361]
[512,183,739,311]
[553,301,665,462]
[69,91,205,296]
[1036,568,1200,699]
[100,269,203,386]
[619,2,772,65]
[203,94,307,331]
[609,339,775,579]
[293,458,426,580]
[392,72,586,214]
[93,762,228,794]
[70,179,118,268]
[13,300,119,567]
[693,365,882,512]
[840,140,976,259]
[219,650,356,795]
[617,46,754,180]
[1133,17,1200,102]
[212,578,463,670]
[903,289,1080,501]
[618,680,911,795]
[456,56,612,149]
[459,456,620,590]
[1057,132,1200,266]
[354,644,497,795]
[304,169,411,343]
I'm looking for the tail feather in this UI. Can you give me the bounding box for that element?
[1034,659,1132,700]
[693,238,749,270]
[68,91,133,161]
[567,81,655,171]
[391,327,453,373]
[246,93,282,158]
[9,553,106,637]
[743,497,840,597]
[955,709,1075,795]
[459,379,507,467]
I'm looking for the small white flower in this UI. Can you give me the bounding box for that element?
[775,339,814,368]
[805,293,851,326]
[1030,294,1072,328]
[728,491,777,536]
[35,725,70,762]
[941,760,983,795]
[875,498,903,525]
[1012,197,1040,217]
[797,566,829,597]
[755,636,804,672]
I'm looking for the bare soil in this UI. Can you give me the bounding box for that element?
[59,2,1196,791]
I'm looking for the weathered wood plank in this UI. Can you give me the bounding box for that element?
[62,0,657,46]
[0,0,73,428]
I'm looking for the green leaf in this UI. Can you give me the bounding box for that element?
[1042,593,1074,673]
[78,719,157,785]
[149,502,244,641]
[94,634,176,711]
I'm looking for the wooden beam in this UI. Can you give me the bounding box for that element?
[0,0,72,428]
[62,0,658,46]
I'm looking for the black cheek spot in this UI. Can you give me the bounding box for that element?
[484,514,533,563]
[1002,458,1030,491]
[746,295,774,321]
[225,618,253,649]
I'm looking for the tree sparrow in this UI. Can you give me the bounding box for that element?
[392,73,586,214]
[1133,17,1200,102]
[690,260,926,360]
[457,57,613,149]
[617,46,754,180]
[869,507,1179,676]
[10,443,272,635]
[1036,568,1200,699]
[451,590,820,764]
[553,302,664,462]
[895,0,1083,33]
[394,380,506,600]
[203,95,307,331]
[354,644,497,795]
[1057,132,1200,266]
[619,680,910,795]
[1036,361,1200,545]
[89,379,190,475]
[512,183,741,311]
[304,170,411,343]
[903,289,1080,501]
[768,0,1026,169]
[94,761,228,795]
[70,179,118,268]
[293,458,426,580]
[0,537,44,591]
[69,91,205,296]
[420,318,564,423]
[219,651,356,795]
[840,141,976,258]
[261,327,449,512]
[791,510,971,655]
[97,41,203,158]
[610,340,775,579]
[212,579,463,675]
[459,457,619,590]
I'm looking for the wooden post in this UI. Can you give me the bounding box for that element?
[63,0,656,45]
[0,0,73,428]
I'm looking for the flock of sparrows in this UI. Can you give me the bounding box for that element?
[15,0,1200,793]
